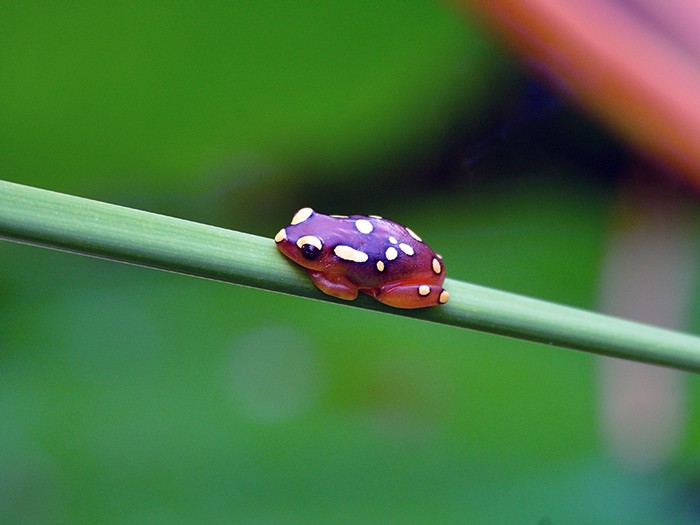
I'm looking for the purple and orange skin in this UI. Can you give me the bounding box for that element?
[275,208,448,309]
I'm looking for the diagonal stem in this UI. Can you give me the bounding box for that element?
[2,179,700,372]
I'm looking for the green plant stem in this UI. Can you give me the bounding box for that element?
[2,179,700,372]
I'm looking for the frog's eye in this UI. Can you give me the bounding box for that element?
[296,235,323,260]
[300,244,321,260]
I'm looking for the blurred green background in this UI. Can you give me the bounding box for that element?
[2,2,700,524]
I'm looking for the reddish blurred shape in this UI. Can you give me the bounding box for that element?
[459,0,700,187]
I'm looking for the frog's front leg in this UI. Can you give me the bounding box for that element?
[306,270,359,301]
[364,282,449,309]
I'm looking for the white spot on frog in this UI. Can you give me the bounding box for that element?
[296,235,323,250]
[355,219,373,234]
[399,243,414,256]
[291,207,314,225]
[406,227,422,242]
[334,245,369,263]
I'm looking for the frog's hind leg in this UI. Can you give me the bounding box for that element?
[362,282,449,309]
[306,270,359,301]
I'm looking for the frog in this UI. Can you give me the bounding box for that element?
[274,207,448,309]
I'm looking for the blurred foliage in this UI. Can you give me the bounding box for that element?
[1,1,700,524]
[0,1,498,199]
